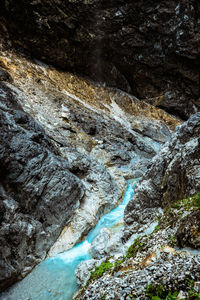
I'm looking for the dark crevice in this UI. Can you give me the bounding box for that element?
[156,105,187,121]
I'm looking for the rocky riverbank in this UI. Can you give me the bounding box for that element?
[74,114,200,299]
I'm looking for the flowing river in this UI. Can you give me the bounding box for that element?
[2,180,138,300]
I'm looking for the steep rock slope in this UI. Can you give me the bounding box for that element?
[0,0,199,118]
[0,82,84,290]
[74,115,200,300]
[124,112,200,240]
[0,38,180,291]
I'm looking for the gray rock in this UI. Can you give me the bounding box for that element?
[1,0,199,118]
[90,228,124,259]
[0,34,180,292]
[0,82,84,290]
[76,253,200,300]
[176,209,200,248]
[124,113,200,240]
[75,259,99,286]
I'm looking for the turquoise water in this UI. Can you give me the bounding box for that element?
[2,180,137,300]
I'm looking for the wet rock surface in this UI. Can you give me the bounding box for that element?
[124,113,200,239]
[0,0,199,118]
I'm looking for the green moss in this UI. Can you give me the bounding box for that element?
[19,123,26,128]
[146,283,178,300]
[172,192,200,210]
[126,237,147,258]
[168,234,176,247]
[145,280,200,300]
[87,260,113,285]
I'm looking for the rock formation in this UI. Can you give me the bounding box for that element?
[0,0,199,298]
[124,112,200,239]
[0,0,199,118]
[74,114,200,299]
[0,82,84,290]
[0,35,179,291]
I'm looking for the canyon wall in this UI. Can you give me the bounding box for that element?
[0,0,199,118]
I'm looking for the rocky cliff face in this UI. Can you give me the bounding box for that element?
[0,82,84,290]
[0,1,199,297]
[0,36,180,291]
[124,112,200,240]
[0,0,199,118]
[74,116,200,299]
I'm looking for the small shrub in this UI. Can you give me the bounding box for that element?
[168,234,176,247]
[126,237,147,258]
[172,192,200,210]
[145,281,200,300]
[146,283,167,298]
[192,192,200,207]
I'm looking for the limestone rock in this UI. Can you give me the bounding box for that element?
[75,259,101,287]
[0,82,84,290]
[75,252,200,300]
[1,0,199,118]
[0,36,180,291]
[90,228,124,259]
[124,113,200,240]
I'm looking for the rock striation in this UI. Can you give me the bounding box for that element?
[0,82,84,290]
[0,37,179,291]
[124,112,200,240]
[0,0,199,118]
[0,1,199,297]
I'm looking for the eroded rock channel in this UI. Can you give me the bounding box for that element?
[0,1,199,298]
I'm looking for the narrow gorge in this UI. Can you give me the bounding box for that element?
[0,1,199,299]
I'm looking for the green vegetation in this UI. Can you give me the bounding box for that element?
[126,237,147,258]
[146,283,166,299]
[168,234,176,247]
[145,279,200,300]
[87,260,113,284]
[172,192,200,210]
[112,258,125,273]
[19,123,26,128]
[153,224,161,233]
[186,278,200,300]
[146,283,178,299]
